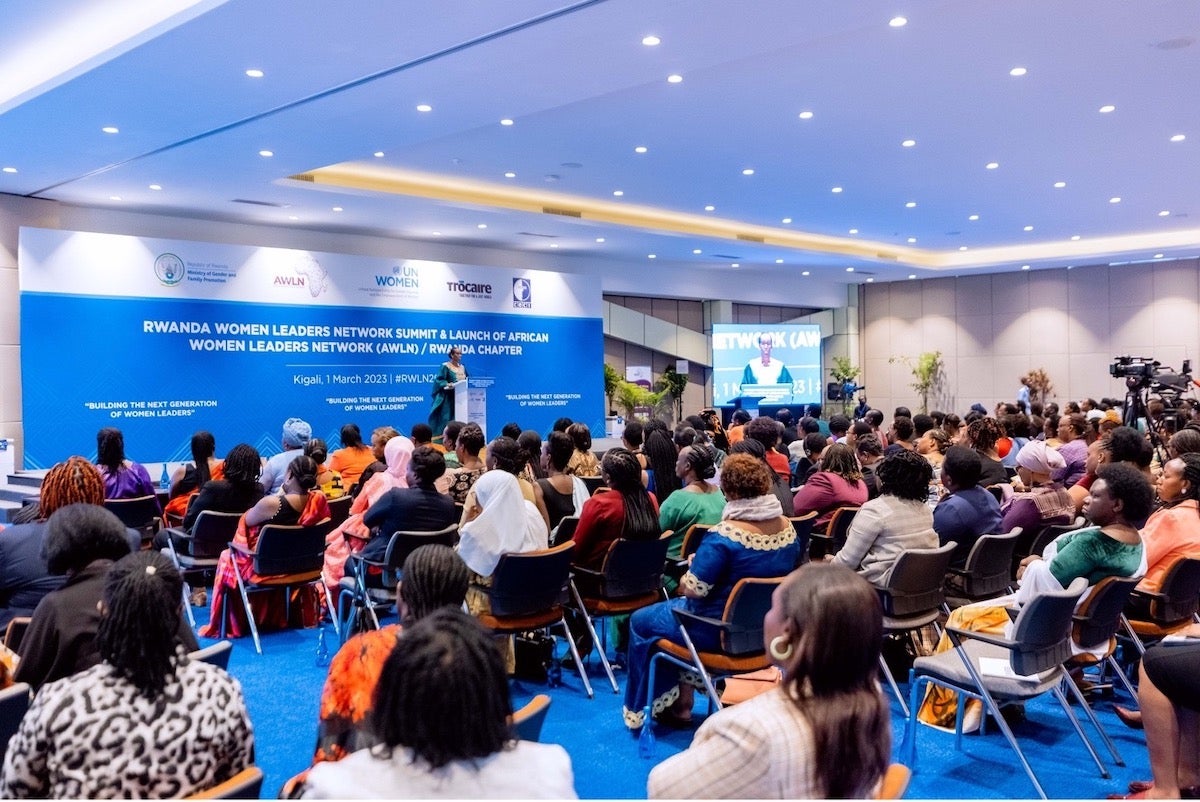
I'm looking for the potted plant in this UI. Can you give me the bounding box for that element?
[890,351,944,414]
[1022,368,1053,406]
[603,363,621,415]
[828,356,861,416]
[659,365,689,422]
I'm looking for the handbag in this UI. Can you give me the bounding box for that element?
[513,631,557,684]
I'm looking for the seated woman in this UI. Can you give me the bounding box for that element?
[658,444,725,559]
[536,432,590,533]
[199,456,331,639]
[305,438,346,499]
[359,447,457,564]
[0,551,252,798]
[644,428,681,501]
[303,607,576,798]
[348,426,401,499]
[572,448,660,571]
[439,422,485,504]
[322,436,413,588]
[917,427,950,469]
[94,426,159,509]
[647,563,890,799]
[329,423,375,492]
[792,442,867,532]
[466,437,550,533]
[1130,453,1200,612]
[518,430,546,483]
[458,471,548,610]
[622,454,800,731]
[163,430,223,522]
[965,417,1010,488]
[179,443,265,532]
[1000,439,1075,535]
[0,458,109,629]
[16,504,196,692]
[830,449,938,587]
[919,462,1151,730]
[314,545,470,763]
[564,422,600,477]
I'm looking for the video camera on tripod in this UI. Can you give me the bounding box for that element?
[1110,355,1196,437]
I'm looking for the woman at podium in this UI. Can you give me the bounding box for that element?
[428,346,467,433]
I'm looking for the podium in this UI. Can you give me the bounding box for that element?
[453,379,488,435]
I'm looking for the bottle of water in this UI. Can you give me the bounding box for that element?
[160,464,170,489]
[638,705,656,759]
[315,624,330,668]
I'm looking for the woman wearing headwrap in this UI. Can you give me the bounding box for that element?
[260,417,313,494]
[1000,439,1074,536]
[321,436,414,588]
[458,471,547,590]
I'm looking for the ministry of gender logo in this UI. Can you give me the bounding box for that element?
[512,277,532,309]
[154,253,185,286]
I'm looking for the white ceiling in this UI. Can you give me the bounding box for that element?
[1,0,1198,296]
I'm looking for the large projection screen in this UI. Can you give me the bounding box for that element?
[711,323,822,408]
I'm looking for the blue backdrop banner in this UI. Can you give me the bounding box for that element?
[19,229,603,468]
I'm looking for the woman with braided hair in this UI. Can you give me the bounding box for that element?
[657,444,724,560]
[303,607,575,798]
[94,426,159,509]
[0,551,252,798]
[0,457,117,628]
[1133,453,1200,603]
[572,447,661,571]
[966,416,1011,487]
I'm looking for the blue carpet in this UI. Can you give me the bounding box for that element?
[196,602,1153,799]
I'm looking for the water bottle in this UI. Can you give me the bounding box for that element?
[315,624,330,667]
[638,705,656,759]
[160,464,170,489]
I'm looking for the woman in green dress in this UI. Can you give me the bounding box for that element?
[428,346,467,433]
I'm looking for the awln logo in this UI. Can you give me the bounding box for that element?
[512,277,532,308]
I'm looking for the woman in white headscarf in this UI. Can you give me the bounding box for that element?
[322,436,415,587]
[458,471,547,594]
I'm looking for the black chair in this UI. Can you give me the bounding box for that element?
[551,515,580,547]
[943,529,1022,609]
[876,542,957,716]
[512,694,552,741]
[338,525,458,635]
[1123,556,1200,655]
[0,682,30,765]
[903,578,1119,800]
[104,495,163,545]
[224,519,331,654]
[663,523,712,586]
[1028,515,1087,559]
[569,533,672,693]
[163,510,242,628]
[188,640,234,670]
[3,617,30,655]
[1067,575,1141,712]
[474,542,594,698]
[581,476,606,495]
[810,505,859,560]
[787,512,817,567]
[647,576,782,718]
[325,495,353,528]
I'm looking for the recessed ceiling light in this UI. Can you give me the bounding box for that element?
[2,167,16,173]
[908,274,917,280]
[101,126,119,134]
[986,162,999,170]
[1159,210,1171,216]
[1154,253,1165,259]
[373,151,384,158]
[642,35,661,46]
[831,186,843,193]
[907,237,917,243]
[845,267,855,272]
[259,150,274,157]
[504,171,516,178]
[500,118,514,126]
[1021,264,1031,270]
[648,254,657,259]
[1023,225,1034,231]
[704,205,715,211]
[288,215,298,220]
[613,190,624,196]
[731,263,740,268]
[968,214,980,221]
[148,184,161,190]
[667,74,683,84]
[416,104,432,112]
[693,249,702,254]
[634,146,648,154]
[1009,67,1027,76]
[742,168,755,175]
[595,237,605,243]
[1070,234,1081,240]
[550,244,558,248]
[775,258,784,264]
[889,16,908,27]
[901,139,916,147]
[332,206,343,212]
[245,69,264,78]
[1170,134,1186,142]
[432,231,442,237]
[1054,181,1067,188]
[866,277,874,283]
[802,270,811,276]
[477,223,487,229]
[959,246,969,251]
[782,217,793,224]
[798,111,814,120]
[109,195,121,201]
[849,228,859,234]
[1109,196,1121,203]
[905,201,917,208]
[1099,104,1116,113]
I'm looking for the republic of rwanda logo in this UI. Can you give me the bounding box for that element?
[154,253,185,286]
[512,277,531,309]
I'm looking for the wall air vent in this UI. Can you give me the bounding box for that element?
[542,206,582,218]
[231,198,288,208]
[711,254,741,260]
[517,232,559,238]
